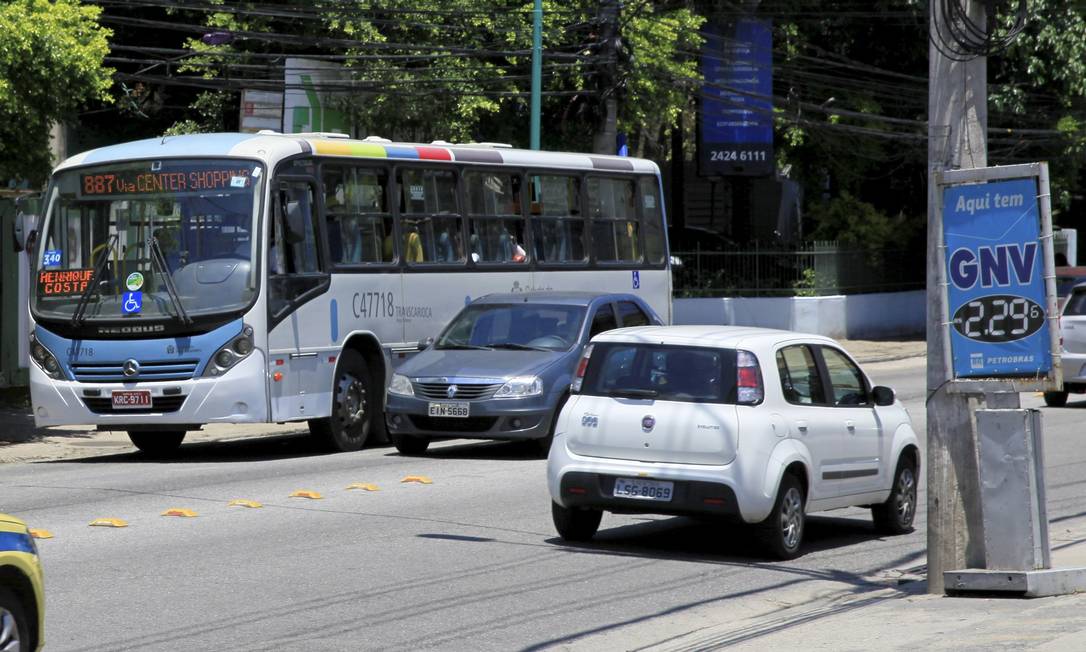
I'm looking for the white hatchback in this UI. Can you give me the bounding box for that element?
[547,325,921,559]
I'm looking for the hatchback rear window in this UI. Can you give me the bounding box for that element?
[1065,289,1086,316]
[580,343,738,404]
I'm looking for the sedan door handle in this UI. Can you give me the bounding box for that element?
[845,419,855,430]
[795,420,808,432]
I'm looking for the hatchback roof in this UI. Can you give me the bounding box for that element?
[473,291,641,306]
[592,324,835,349]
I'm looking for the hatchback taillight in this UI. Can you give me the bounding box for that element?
[571,344,594,393]
[736,349,763,405]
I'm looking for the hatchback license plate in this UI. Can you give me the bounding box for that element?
[428,402,469,418]
[614,477,673,502]
[111,390,152,410]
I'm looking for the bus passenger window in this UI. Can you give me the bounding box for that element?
[466,171,526,263]
[528,174,585,264]
[588,176,640,263]
[398,168,464,265]
[322,165,393,265]
[639,176,666,265]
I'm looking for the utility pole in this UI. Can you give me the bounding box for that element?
[926,0,990,594]
[530,0,542,150]
[593,0,619,155]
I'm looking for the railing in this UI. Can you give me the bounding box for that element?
[671,241,924,297]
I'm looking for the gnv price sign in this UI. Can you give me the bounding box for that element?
[943,177,1051,378]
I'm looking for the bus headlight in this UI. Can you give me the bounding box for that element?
[29,335,64,380]
[388,373,414,397]
[204,325,255,377]
[494,376,543,398]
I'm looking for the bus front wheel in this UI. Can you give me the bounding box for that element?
[311,348,372,452]
[127,430,186,455]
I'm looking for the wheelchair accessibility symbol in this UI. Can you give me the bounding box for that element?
[122,291,143,315]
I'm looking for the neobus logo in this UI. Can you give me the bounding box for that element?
[96,324,167,335]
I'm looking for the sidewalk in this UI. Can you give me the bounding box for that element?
[568,534,1086,651]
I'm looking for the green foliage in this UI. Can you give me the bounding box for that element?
[793,268,819,297]
[0,0,112,184]
[807,192,920,251]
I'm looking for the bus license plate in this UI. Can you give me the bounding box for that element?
[111,390,152,410]
[614,478,673,502]
[428,402,469,418]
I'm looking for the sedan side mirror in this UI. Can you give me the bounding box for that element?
[418,337,434,351]
[872,385,895,406]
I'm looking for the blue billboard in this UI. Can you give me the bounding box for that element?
[699,19,773,177]
[943,178,1051,378]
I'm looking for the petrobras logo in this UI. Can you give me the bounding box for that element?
[95,324,166,335]
[948,242,1037,290]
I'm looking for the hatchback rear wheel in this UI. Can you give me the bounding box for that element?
[872,456,918,534]
[757,473,805,560]
[551,501,602,542]
[1044,391,1069,407]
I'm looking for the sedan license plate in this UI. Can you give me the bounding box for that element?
[428,402,469,418]
[111,390,152,410]
[613,477,674,502]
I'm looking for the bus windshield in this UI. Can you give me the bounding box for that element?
[33,159,264,324]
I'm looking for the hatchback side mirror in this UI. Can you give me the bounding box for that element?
[872,385,895,406]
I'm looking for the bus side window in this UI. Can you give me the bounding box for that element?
[397,168,463,265]
[639,176,666,265]
[529,174,585,264]
[587,176,639,263]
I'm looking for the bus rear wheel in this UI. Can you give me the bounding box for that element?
[127,430,186,456]
[310,349,372,452]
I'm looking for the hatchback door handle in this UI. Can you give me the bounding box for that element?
[795,420,808,432]
[845,419,855,430]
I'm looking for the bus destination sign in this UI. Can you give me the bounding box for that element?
[38,269,94,297]
[943,177,1051,378]
[80,167,252,197]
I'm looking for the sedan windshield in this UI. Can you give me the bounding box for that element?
[436,303,587,352]
[33,159,263,323]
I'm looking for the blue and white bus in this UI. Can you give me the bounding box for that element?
[27,132,672,453]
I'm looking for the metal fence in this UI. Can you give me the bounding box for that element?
[671,241,924,297]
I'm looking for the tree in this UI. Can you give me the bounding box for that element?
[0,0,113,185]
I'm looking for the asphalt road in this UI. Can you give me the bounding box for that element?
[4,357,1086,651]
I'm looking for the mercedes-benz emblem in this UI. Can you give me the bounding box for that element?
[122,359,140,377]
[447,384,458,399]
[641,415,655,432]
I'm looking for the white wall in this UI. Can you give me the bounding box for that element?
[674,290,925,339]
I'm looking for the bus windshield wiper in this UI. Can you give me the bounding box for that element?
[149,234,192,325]
[489,343,549,351]
[70,234,118,327]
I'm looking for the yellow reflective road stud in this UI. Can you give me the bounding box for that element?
[399,473,432,484]
[290,490,323,499]
[161,508,198,518]
[89,518,128,528]
[227,499,263,508]
[28,529,53,539]
[346,483,380,492]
